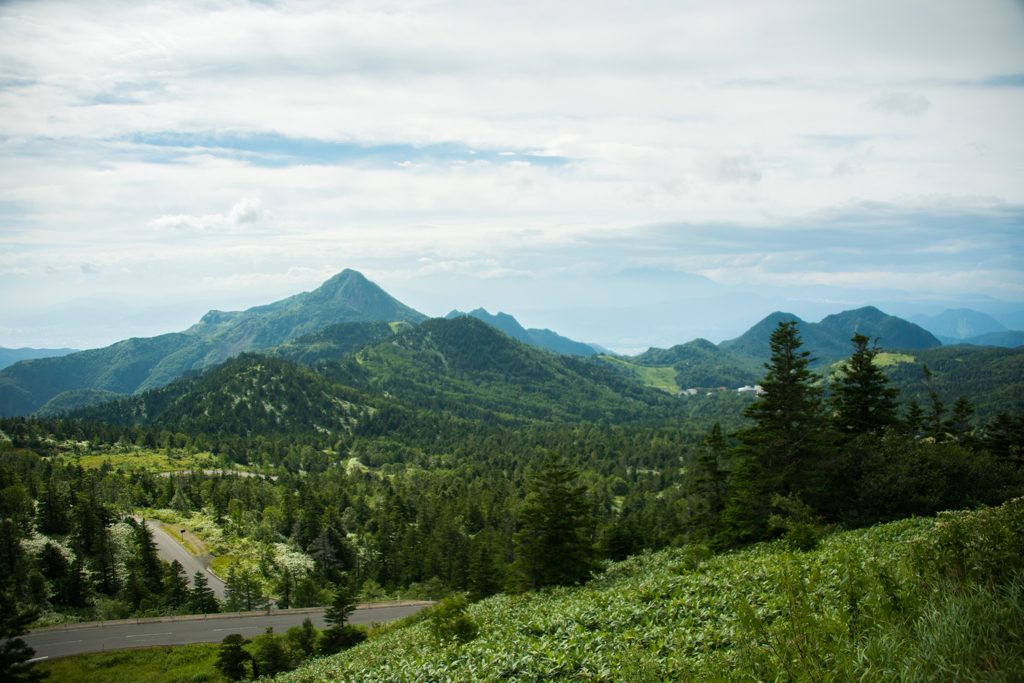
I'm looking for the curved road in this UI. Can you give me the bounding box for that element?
[21,604,428,661]
[135,517,227,600]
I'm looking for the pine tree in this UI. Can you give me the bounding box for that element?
[922,365,948,440]
[324,583,356,628]
[466,538,501,601]
[0,589,47,683]
[829,334,901,437]
[188,570,219,614]
[165,560,190,609]
[684,422,730,542]
[509,453,596,591]
[947,395,976,446]
[224,563,267,612]
[719,321,829,547]
[215,633,251,681]
[904,398,925,436]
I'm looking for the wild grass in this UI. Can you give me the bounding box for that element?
[33,643,225,683]
[70,449,220,473]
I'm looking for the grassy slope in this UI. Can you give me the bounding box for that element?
[276,499,1023,683]
[594,356,681,393]
[34,644,225,683]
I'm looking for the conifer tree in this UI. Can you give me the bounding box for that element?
[829,334,901,437]
[685,422,730,542]
[509,452,595,590]
[165,560,190,609]
[188,570,219,614]
[0,589,47,682]
[719,321,828,547]
[215,633,251,681]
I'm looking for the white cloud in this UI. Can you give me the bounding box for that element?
[1,0,1022,347]
[869,91,932,117]
[149,197,267,232]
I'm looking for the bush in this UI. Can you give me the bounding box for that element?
[427,594,479,646]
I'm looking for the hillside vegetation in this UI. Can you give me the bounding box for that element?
[276,498,1024,683]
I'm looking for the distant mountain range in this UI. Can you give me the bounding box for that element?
[908,308,1024,347]
[3,268,1020,420]
[0,346,79,371]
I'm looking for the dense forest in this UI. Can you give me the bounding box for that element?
[0,318,1021,668]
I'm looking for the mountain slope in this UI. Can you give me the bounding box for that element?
[72,317,695,432]
[0,270,426,416]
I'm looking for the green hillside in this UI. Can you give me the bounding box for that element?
[274,499,1023,683]
[268,321,396,364]
[72,317,699,432]
[35,388,125,417]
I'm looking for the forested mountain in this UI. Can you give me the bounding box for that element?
[0,270,427,417]
[68,316,724,433]
[446,309,597,356]
[719,306,940,366]
[0,346,79,370]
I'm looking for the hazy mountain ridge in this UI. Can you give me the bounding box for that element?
[910,308,1009,340]
[0,346,79,370]
[446,308,597,356]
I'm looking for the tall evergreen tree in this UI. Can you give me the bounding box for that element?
[165,560,190,609]
[0,589,48,682]
[684,422,731,542]
[509,453,596,591]
[829,334,901,437]
[188,570,220,614]
[719,321,828,547]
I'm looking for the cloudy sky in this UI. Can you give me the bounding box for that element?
[2,0,1023,352]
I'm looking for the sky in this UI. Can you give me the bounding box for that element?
[1,0,1023,353]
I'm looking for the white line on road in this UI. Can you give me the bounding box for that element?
[27,656,49,662]
[49,640,82,645]
[213,627,263,631]
[126,632,172,638]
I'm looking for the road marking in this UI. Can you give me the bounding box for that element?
[27,656,49,662]
[126,632,172,638]
[213,627,262,631]
[49,640,82,645]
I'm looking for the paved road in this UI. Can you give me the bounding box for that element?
[134,517,227,600]
[21,604,427,661]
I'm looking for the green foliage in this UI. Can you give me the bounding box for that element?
[720,321,830,548]
[0,588,47,682]
[286,618,321,660]
[324,583,357,628]
[427,594,480,646]
[34,644,223,683]
[829,333,902,437]
[215,633,251,681]
[510,453,596,591]
[267,499,1024,683]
